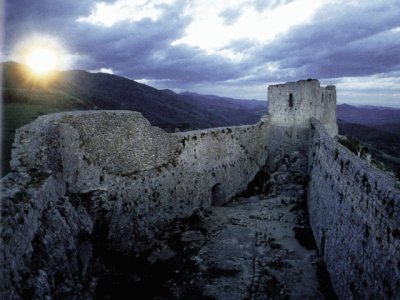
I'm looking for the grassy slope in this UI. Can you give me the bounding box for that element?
[3,103,72,173]
[2,86,93,175]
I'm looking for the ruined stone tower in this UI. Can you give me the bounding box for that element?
[267,79,338,154]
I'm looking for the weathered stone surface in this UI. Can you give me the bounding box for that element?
[0,110,271,299]
[308,118,400,299]
[1,80,399,299]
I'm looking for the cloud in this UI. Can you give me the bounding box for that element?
[247,0,400,81]
[98,68,114,74]
[49,5,245,84]
[219,8,242,26]
[172,0,326,56]
[77,0,178,27]
[3,0,400,105]
[323,72,400,107]
[3,0,93,59]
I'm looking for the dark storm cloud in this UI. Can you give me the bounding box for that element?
[141,45,243,82]
[79,27,242,83]
[250,1,400,80]
[71,9,243,83]
[4,0,244,85]
[3,0,400,102]
[219,9,242,26]
[5,0,91,20]
[250,0,296,12]
[3,0,93,50]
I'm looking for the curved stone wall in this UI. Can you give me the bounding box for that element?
[0,111,271,299]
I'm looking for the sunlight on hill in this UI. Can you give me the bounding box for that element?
[15,35,69,80]
[26,47,59,75]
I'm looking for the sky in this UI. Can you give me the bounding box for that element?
[2,0,400,107]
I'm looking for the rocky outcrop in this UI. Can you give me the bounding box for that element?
[0,110,271,299]
[308,118,400,299]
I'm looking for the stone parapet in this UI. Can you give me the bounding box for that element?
[308,118,400,299]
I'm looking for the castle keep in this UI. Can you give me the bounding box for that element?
[269,79,337,136]
[266,79,338,156]
[1,79,399,299]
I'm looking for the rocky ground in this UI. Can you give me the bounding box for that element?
[94,152,337,299]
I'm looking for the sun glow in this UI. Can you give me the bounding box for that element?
[26,47,59,75]
[16,35,69,77]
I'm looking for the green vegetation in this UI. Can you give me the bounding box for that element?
[338,118,400,181]
[337,136,365,157]
[338,135,400,181]
[3,86,90,107]
[334,148,339,160]
[2,103,80,175]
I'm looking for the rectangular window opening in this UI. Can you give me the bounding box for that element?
[289,93,294,108]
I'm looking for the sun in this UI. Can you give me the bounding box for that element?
[15,35,69,78]
[25,47,59,75]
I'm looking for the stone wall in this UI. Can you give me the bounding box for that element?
[0,111,271,299]
[307,118,400,299]
[3,80,399,299]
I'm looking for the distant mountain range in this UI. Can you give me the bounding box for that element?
[337,103,400,126]
[2,61,400,177]
[3,61,268,129]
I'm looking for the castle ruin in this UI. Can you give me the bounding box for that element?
[269,79,337,136]
[1,79,399,299]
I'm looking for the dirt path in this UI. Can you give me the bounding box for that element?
[196,194,329,299]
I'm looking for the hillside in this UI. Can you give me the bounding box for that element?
[180,92,268,124]
[1,61,267,175]
[336,105,400,178]
[3,62,266,128]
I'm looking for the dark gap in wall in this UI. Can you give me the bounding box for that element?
[289,93,294,108]
[316,262,339,300]
[211,183,224,206]
[320,232,326,257]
